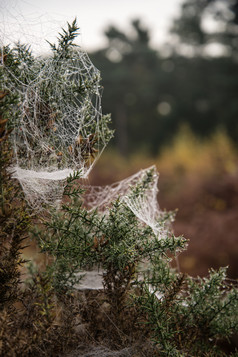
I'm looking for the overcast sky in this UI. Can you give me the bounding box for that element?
[0,0,183,54]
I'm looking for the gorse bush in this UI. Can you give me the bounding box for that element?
[2,18,113,210]
[0,19,238,356]
[0,46,82,356]
[37,168,238,356]
[36,168,186,298]
[135,267,238,356]
[0,59,30,309]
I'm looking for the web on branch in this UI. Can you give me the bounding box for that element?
[83,166,166,238]
[2,23,112,211]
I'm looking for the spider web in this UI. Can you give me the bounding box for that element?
[83,166,166,238]
[1,13,112,211]
[77,166,168,290]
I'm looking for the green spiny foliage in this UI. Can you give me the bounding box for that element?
[134,265,238,356]
[0,46,80,357]
[3,19,113,174]
[47,18,80,56]
[35,169,186,307]
[1,19,237,356]
[35,168,238,355]
[0,53,30,309]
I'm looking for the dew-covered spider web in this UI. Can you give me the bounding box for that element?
[83,166,168,239]
[76,166,170,290]
[1,15,112,211]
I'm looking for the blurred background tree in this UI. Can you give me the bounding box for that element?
[90,19,159,156]
[90,0,238,156]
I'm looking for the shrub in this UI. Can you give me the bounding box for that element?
[1,20,237,356]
